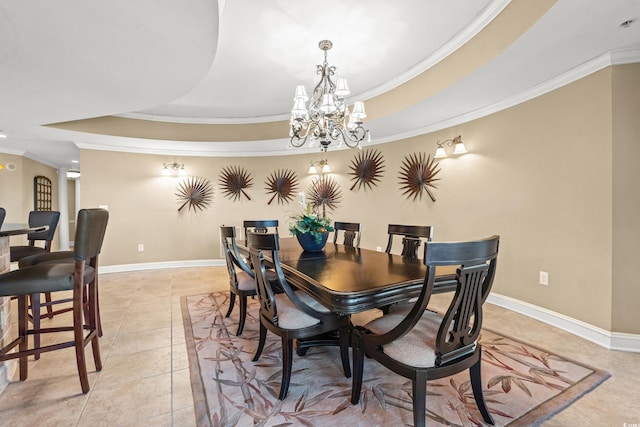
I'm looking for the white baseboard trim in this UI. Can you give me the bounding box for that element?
[487,293,640,353]
[100,259,226,274]
[99,262,640,353]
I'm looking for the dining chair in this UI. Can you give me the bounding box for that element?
[0,208,109,394]
[351,235,500,427]
[248,231,351,400]
[243,219,278,239]
[385,224,434,259]
[221,225,259,336]
[0,207,5,228]
[332,221,361,247]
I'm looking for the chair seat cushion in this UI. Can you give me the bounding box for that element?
[0,263,95,297]
[9,246,47,263]
[236,271,256,291]
[363,308,442,368]
[18,250,75,268]
[274,291,330,329]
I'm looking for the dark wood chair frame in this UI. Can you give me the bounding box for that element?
[351,235,500,427]
[243,219,278,240]
[9,210,61,358]
[333,221,362,247]
[221,225,257,336]
[385,224,434,259]
[0,208,109,394]
[248,231,351,400]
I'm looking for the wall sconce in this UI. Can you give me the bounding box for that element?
[434,135,467,158]
[162,162,187,176]
[308,159,331,174]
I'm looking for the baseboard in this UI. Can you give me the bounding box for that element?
[100,259,225,273]
[99,261,640,353]
[487,293,640,353]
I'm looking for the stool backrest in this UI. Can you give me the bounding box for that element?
[27,211,60,249]
[74,209,109,262]
[0,207,5,228]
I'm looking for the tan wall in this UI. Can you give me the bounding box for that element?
[611,63,640,333]
[75,65,638,335]
[0,154,25,223]
[0,155,59,249]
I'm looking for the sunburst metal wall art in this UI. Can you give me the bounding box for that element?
[175,176,214,212]
[218,165,253,201]
[265,169,299,205]
[308,175,342,217]
[398,152,441,202]
[348,148,385,191]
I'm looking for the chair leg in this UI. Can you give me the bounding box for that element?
[30,293,41,360]
[279,337,293,400]
[470,351,495,425]
[252,322,267,362]
[350,336,364,404]
[225,292,236,318]
[339,325,351,378]
[87,279,102,372]
[413,372,427,427]
[17,295,29,381]
[236,294,247,336]
[73,287,90,394]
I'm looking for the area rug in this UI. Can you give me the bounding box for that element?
[182,292,609,427]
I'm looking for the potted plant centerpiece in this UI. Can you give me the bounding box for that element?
[289,193,334,252]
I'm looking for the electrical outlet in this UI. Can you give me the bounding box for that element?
[539,271,549,286]
[376,246,382,252]
[137,244,144,252]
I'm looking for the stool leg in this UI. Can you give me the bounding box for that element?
[44,292,54,319]
[17,295,29,381]
[31,293,41,360]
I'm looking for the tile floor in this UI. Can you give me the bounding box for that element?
[0,266,638,426]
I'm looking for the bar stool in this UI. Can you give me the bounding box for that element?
[0,208,109,393]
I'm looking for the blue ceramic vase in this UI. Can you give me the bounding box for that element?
[296,232,329,252]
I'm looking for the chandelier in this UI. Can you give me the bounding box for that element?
[289,40,369,152]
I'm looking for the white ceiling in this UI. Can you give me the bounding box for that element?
[0,0,639,171]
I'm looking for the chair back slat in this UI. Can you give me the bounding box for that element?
[220,225,254,286]
[333,221,361,247]
[424,236,499,366]
[243,220,278,240]
[247,232,280,325]
[73,209,109,261]
[385,224,433,259]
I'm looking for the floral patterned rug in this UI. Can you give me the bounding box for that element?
[182,292,609,427]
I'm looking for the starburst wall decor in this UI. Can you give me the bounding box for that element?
[348,148,385,191]
[175,176,214,212]
[265,169,299,205]
[398,152,441,202]
[219,165,253,201]
[308,175,342,218]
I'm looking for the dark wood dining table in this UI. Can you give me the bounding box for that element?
[238,237,458,315]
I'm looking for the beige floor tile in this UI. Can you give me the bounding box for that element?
[1,266,637,427]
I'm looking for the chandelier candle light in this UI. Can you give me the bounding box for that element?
[289,40,370,152]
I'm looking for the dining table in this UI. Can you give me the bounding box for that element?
[238,237,458,315]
